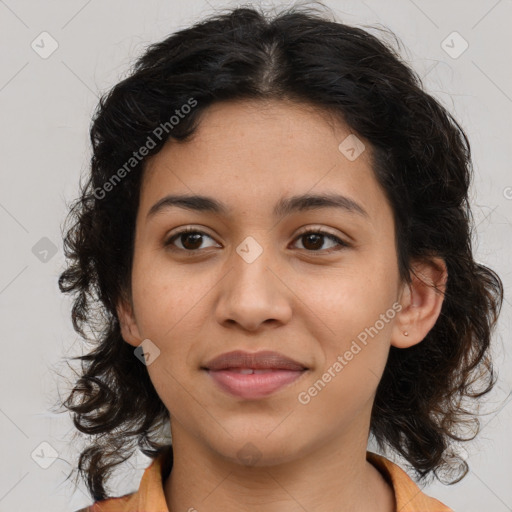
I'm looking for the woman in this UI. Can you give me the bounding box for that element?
[61,4,504,512]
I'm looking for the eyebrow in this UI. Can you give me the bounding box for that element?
[146,192,369,222]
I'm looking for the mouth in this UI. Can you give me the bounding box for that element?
[204,367,308,399]
[202,350,309,400]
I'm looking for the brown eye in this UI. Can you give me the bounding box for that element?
[163,227,349,254]
[293,229,349,253]
[164,228,218,252]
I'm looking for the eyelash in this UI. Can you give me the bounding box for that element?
[163,226,350,254]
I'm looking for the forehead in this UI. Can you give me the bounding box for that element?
[139,99,390,226]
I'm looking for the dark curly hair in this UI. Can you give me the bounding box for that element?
[58,2,504,501]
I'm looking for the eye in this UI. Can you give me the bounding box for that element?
[163,226,350,254]
[292,228,350,253]
[164,227,219,252]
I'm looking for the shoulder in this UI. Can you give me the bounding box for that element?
[71,447,173,512]
[73,492,136,512]
[367,451,454,512]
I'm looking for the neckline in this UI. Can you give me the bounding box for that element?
[157,446,396,507]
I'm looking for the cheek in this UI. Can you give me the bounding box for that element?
[300,264,396,406]
[131,253,210,338]
[300,262,395,338]
[131,258,215,364]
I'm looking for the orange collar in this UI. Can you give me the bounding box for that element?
[366,451,453,511]
[88,448,453,511]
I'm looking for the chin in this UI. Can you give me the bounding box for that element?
[207,430,307,468]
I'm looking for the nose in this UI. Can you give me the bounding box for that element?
[214,239,293,332]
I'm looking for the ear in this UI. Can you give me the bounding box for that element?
[116,296,143,348]
[391,257,448,349]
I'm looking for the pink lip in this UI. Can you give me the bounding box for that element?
[202,350,308,400]
[206,368,307,399]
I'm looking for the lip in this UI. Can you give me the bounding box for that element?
[204,350,307,371]
[202,350,308,400]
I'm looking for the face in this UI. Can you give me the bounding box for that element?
[118,98,409,466]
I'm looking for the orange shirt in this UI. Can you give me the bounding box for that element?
[76,448,453,511]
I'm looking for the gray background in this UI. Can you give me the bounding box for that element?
[0,0,511,510]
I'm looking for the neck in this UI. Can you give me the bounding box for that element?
[163,422,394,512]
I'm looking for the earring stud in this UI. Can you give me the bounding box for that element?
[403,331,409,336]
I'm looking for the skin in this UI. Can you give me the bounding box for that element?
[117,98,447,512]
